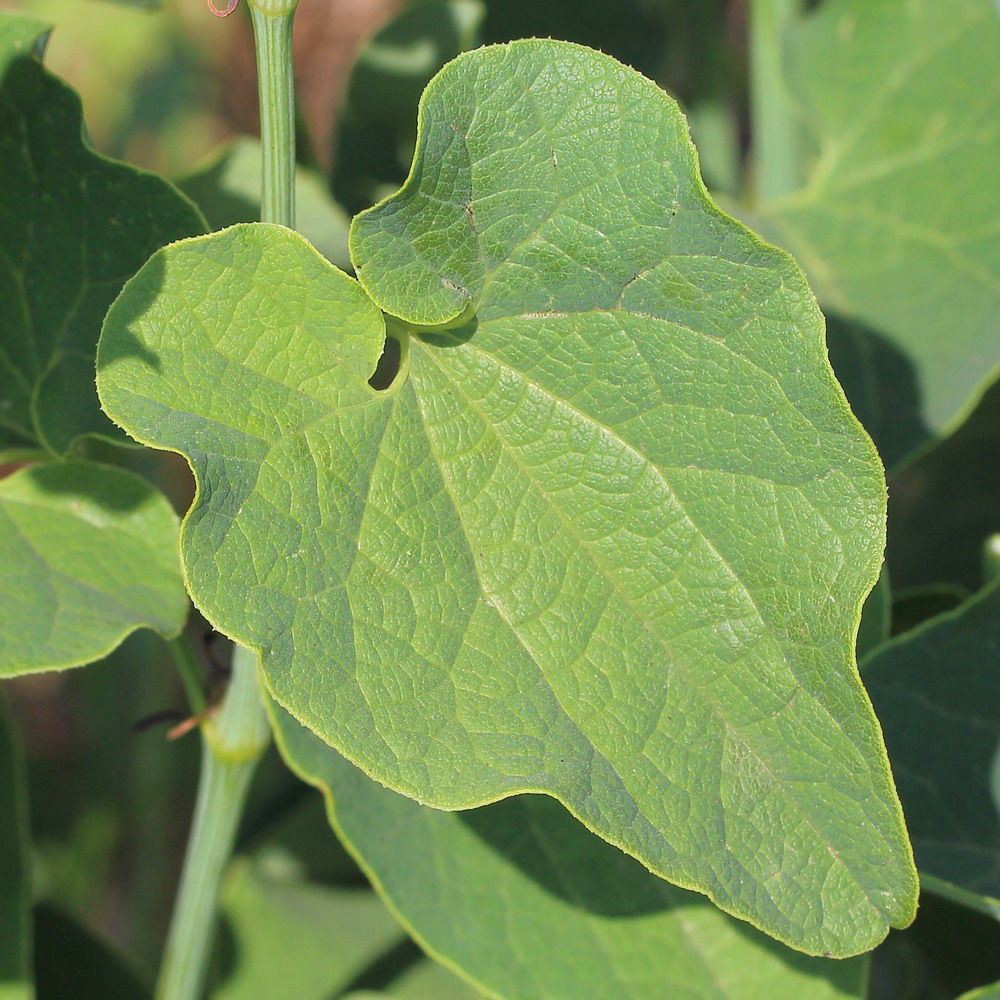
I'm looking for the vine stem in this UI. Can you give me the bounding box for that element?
[748,0,804,204]
[155,644,270,1000]
[251,0,297,228]
[157,1,298,995]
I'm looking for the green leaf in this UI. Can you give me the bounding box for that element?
[0,11,204,459]
[0,461,187,676]
[272,702,868,1000]
[864,579,1000,916]
[97,39,916,955]
[757,0,1000,455]
[959,984,1000,1000]
[214,856,408,1000]
[179,138,351,271]
[0,692,32,1000]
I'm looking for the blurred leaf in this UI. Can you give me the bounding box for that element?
[756,0,1000,461]
[333,0,484,214]
[100,39,916,954]
[0,462,187,676]
[887,377,1000,592]
[868,893,1000,1000]
[825,314,929,472]
[0,11,204,459]
[864,579,1000,915]
[32,905,148,1000]
[890,585,969,637]
[960,984,1000,1000]
[179,138,351,271]
[272,701,868,1000]
[857,566,890,659]
[213,856,406,1000]
[0,692,32,1000]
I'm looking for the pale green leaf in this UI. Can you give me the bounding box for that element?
[272,701,867,1000]
[864,579,1000,917]
[0,11,203,459]
[97,39,916,955]
[0,461,187,676]
[0,693,32,1000]
[758,0,1000,455]
[214,857,407,1000]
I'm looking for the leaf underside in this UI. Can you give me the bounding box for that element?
[98,40,915,955]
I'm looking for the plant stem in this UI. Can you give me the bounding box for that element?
[165,635,208,716]
[250,2,296,228]
[155,644,270,1000]
[748,0,804,204]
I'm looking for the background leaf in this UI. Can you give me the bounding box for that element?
[98,39,916,955]
[271,701,868,1000]
[332,0,485,216]
[0,692,32,1000]
[0,11,203,459]
[179,137,351,271]
[864,579,1000,914]
[213,857,411,1000]
[0,461,187,676]
[756,0,1000,459]
[32,905,149,1000]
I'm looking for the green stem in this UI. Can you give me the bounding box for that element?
[250,3,296,228]
[749,0,804,204]
[165,635,208,716]
[155,644,270,1000]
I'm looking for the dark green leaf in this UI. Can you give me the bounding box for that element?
[0,691,32,1000]
[0,11,203,459]
[32,905,149,1000]
[864,579,1000,914]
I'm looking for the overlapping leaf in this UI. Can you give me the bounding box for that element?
[0,11,203,459]
[864,579,1000,915]
[272,701,868,1000]
[98,41,916,954]
[0,461,187,676]
[757,0,1000,457]
[0,693,32,1000]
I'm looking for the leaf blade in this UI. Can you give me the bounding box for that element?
[0,462,187,676]
[98,39,916,955]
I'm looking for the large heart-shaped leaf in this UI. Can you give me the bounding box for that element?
[0,692,31,1000]
[271,701,868,1000]
[756,0,1000,458]
[0,11,203,459]
[97,39,916,955]
[0,461,187,676]
[864,579,1000,916]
